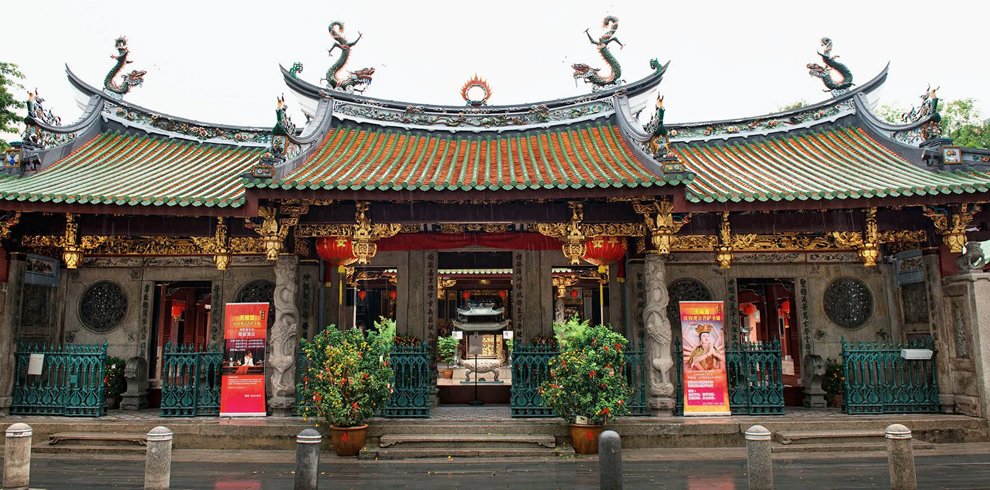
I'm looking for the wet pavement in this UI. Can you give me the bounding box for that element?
[13,451,990,489]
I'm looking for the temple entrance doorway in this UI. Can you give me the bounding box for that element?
[345,266,398,331]
[436,251,513,405]
[737,278,802,406]
[550,266,611,326]
[147,281,212,408]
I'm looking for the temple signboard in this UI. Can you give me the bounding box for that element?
[220,302,269,417]
[679,301,731,416]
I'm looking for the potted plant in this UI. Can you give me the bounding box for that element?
[823,357,845,409]
[437,335,459,378]
[297,319,394,456]
[540,318,630,454]
[104,356,127,410]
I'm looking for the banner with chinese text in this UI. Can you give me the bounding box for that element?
[219,302,269,417]
[679,301,730,416]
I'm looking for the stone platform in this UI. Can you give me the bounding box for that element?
[1,407,985,456]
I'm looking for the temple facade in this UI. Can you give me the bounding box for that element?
[2,25,990,419]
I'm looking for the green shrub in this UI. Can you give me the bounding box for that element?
[540,324,630,425]
[437,336,459,366]
[104,356,127,398]
[822,357,845,396]
[297,320,394,428]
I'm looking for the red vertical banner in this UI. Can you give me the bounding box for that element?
[220,302,269,417]
[680,301,731,416]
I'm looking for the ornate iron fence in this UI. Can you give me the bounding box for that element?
[510,344,558,417]
[11,341,107,417]
[383,342,431,418]
[295,351,309,415]
[841,337,939,414]
[160,343,222,417]
[674,340,784,415]
[510,342,648,418]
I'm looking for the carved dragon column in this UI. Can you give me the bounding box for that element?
[268,254,299,416]
[0,213,23,415]
[634,199,689,415]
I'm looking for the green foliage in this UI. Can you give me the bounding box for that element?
[375,316,396,340]
[505,338,514,356]
[777,100,807,112]
[552,316,589,349]
[822,357,845,396]
[540,324,630,425]
[437,335,459,365]
[940,98,990,149]
[0,62,25,148]
[297,324,394,427]
[104,356,127,398]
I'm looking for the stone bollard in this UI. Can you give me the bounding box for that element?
[294,429,322,490]
[885,424,917,490]
[598,430,622,490]
[3,423,32,490]
[745,425,773,490]
[144,426,173,490]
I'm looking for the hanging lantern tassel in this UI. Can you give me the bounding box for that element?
[598,264,608,322]
[338,265,346,306]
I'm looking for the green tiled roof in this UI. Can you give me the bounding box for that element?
[0,132,264,207]
[247,121,685,192]
[676,126,990,203]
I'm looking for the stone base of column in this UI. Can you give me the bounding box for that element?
[0,396,10,416]
[939,394,956,414]
[268,396,295,417]
[649,396,674,416]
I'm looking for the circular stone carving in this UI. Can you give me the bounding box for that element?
[823,277,874,329]
[79,281,127,333]
[235,280,275,329]
[666,278,714,327]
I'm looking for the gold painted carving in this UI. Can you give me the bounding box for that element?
[535,202,644,265]
[633,199,690,255]
[247,203,310,260]
[923,204,979,254]
[0,211,21,241]
[437,277,457,299]
[62,213,83,269]
[715,211,733,269]
[291,203,399,263]
[295,224,355,237]
[858,207,880,267]
[552,274,578,298]
[191,217,231,270]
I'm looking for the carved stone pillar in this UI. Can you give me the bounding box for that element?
[268,254,299,416]
[941,271,990,417]
[642,253,674,415]
[0,254,26,415]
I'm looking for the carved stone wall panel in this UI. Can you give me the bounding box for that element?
[823,277,874,329]
[79,281,127,333]
[901,282,930,325]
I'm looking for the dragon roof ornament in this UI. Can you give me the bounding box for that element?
[21,88,75,150]
[324,21,375,94]
[461,75,493,107]
[807,37,854,96]
[103,37,146,99]
[572,16,624,91]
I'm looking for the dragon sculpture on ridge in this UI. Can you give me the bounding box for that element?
[103,37,146,97]
[572,16,623,89]
[324,21,375,93]
[806,37,853,93]
[289,62,304,79]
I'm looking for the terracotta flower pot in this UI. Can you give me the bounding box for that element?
[569,424,605,455]
[440,368,454,379]
[330,424,368,456]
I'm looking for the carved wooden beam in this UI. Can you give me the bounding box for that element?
[0,211,21,241]
[633,199,690,255]
[924,204,979,254]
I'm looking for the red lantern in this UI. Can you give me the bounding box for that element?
[170,302,186,320]
[389,290,398,301]
[357,290,367,301]
[569,289,579,299]
[498,290,508,300]
[741,303,757,316]
[316,237,358,304]
[462,291,472,301]
[779,299,791,314]
[582,236,627,269]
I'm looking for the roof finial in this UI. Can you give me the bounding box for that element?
[103,36,146,99]
[324,21,375,94]
[571,16,623,91]
[806,37,854,95]
[461,75,492,107]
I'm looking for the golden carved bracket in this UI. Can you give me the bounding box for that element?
[535,202,645,264]
[923,204,979,254]
[0,211,21,241]
[190,217,231,270]
[715,211,733,268]
[633,199,690,255]
[245,203,311,260]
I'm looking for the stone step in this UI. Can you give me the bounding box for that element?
[367,423,564,437]
[48,431,148,447]
[380,433,556,449]
[772,441,935,454]
[33,443,148,455]
[774,429,886,445]
[361,447,565,460]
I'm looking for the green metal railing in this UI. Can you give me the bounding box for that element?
[510,342,648,418]
[510,344,558,417]
[160,343,222,417]
[383,342,431,418]
[295,351,309,415]
[675,340,784,415]
[841,337,939,415]
[11,341,107,417]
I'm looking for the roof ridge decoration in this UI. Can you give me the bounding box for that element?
[103,37,146,100]
[572,15,624,91]
[324,21,375,94]
[806,37,854,96]
[250,96,302,178]
[461,75,493,107]
[21,89,78,150]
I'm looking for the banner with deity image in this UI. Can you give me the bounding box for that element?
[219,302,269,417]
[679,301,730,416]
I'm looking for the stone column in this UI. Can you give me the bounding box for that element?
[268,254,299,417]
[941,271,990,417]
[745,425,774,490]
[0,254,25,416]
[144,426,173,490]
[3,423,32,489]
[885,424,917,490]
[642,253,674,415]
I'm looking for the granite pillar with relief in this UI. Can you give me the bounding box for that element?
[0,254,25,415]
[942,268,990,418]
[642,253,674,415]
[268,255,299,416]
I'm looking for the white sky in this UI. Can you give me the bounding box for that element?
[3,0,988,137]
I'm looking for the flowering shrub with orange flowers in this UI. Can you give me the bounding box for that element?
[540,321,630,425]
[297,320,394,428]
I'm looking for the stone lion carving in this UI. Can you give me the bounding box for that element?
[460,358,502,381]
